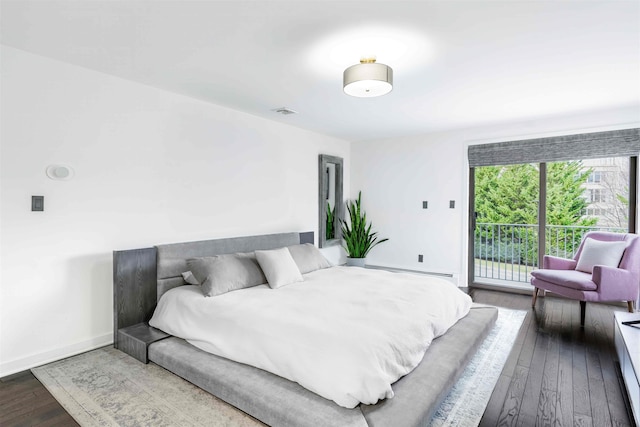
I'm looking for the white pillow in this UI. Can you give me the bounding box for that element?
[575,238,627,274]
[255,247,304,289]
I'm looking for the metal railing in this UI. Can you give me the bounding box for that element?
[474,223,626,283]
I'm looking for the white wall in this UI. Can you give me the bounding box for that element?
[0,46,350,376]
[351,108,640,285]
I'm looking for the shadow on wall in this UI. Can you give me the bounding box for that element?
[65,252,114,339]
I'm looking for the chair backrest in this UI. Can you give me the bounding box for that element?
[573,231,640,274]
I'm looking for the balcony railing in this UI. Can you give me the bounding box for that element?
[474,223,626,284]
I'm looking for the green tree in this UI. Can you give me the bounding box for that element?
[546,162,593,226]
[546,161,597,257]
[475,163,539,226]
[475,161,596,264]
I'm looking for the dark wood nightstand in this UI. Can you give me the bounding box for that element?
[117,323,169,363]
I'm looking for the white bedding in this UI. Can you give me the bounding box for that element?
[149,266,472,408]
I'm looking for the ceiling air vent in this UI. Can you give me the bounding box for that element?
[272,107,298,115]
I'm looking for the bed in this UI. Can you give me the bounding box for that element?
[113,231,498,427]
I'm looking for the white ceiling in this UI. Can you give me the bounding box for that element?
[2,0,639,142]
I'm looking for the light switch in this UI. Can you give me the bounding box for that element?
[422,201,428,209]
[449,200,455,209]
[32,196,44,211]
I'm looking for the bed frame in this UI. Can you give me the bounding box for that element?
[113,231,498,427]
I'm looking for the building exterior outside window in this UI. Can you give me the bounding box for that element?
[581,157,629,228]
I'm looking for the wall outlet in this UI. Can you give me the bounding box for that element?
[449,200,455,209]
[422,201,428,209]
[418,254,423,262]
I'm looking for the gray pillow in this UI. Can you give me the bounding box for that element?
[181,271,200,285]
[187,252,267,297]
[287,243,332,274]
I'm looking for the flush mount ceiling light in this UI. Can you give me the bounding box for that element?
[343,57,393,98]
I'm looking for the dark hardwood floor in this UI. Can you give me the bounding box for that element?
[0,288,633,426]
[0,370,78,427]
[473,288,633,427]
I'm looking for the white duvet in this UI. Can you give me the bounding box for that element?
[149,266,472,408]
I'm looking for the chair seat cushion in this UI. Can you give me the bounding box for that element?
[530,269,597,291]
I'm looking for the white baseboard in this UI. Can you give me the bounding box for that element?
[0,333,113,377]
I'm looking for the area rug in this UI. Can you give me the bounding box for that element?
[32,307,526,427]
[429,307,527,427]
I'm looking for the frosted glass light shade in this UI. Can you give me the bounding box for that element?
[343,62,393,97]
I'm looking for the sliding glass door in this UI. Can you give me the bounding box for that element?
[473,163,540,286]
[468,129,639,289]
[472,157,634,289]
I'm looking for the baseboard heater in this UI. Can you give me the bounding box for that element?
[365,264,454,278]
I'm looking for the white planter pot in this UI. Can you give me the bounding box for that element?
[346,257,366,267]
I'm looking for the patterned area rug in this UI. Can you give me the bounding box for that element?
[32,308,526,427]
[429,307,527,427]
[33,347,263,427]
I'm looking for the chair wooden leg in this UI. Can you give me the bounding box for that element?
[532,287,539,308]
[580,301,586,327]
[628,301,635,313]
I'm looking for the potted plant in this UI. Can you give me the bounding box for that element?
[340,191,388,267]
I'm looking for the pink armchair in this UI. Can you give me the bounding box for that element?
[531,231,640,327]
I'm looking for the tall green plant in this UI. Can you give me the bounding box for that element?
[326,202,335,240]
[340,191,388,258]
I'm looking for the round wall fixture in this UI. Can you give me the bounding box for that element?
[46,165,74,181]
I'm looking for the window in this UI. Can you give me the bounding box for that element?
[585,208,611,216]
[590,189,607,203]
[587,171,602,183]
[468,128,638,289]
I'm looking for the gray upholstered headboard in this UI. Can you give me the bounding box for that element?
[113,231,314,347]
[155,231,314,300]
